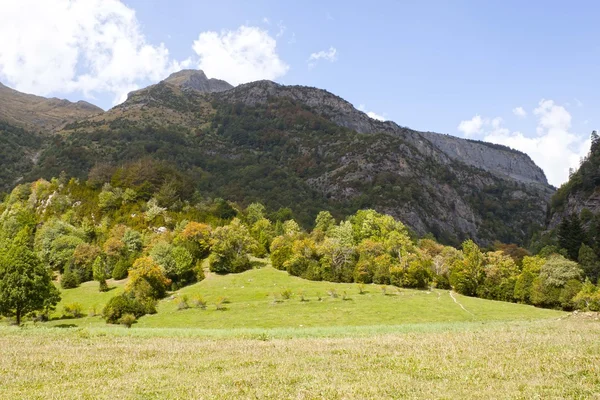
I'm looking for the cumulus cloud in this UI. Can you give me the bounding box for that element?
[0,0,186,105]
[308,47,337,69]
[457,115,484,136]
[358,104,386,121]
[512,107,527,118]
[460,100,590,187]
[192,25,289,86]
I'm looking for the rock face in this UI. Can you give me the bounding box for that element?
[217,80,550,187]
[163,70,233,93]
[0,82,103,132]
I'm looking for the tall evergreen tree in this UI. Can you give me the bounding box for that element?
[558,214,586,260]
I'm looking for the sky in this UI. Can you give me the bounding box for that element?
[0,0,598,187]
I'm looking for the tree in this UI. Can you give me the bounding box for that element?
[317,237,356,282]
[126,257,171,300]
[477,251,519,302]
[0,231,60,325]
[530,255,583,308]
[92,256,108,292]
[449,240,484,296]
[558,214,586,260]
[514,256,545,303]
[209,218,257,274]
[578,243,600,283]
[245,202,266,226]
[175,221,211,260]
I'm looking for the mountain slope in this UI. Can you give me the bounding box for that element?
[6,70,554,245]
[0,82,103,132]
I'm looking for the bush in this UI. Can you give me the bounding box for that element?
[63,302,83,318]
[118,313,136,328]
[103,294,150,324]
[191,295,207,309]
[281,289,293,300]
[112,258,130,280]
[61,267,79,289]
[177,295,190,310]
[215,297,228,310]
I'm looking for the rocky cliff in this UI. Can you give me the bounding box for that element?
[217,80,550,187]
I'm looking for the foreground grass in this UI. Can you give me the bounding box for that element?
[45,267,563,329]
[0,318,598,399]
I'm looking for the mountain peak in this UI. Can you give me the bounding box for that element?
[163,69,233,93]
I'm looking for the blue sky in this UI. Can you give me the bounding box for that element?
[0,0,598,186]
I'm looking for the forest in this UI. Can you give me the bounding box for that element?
[1,158,598,327]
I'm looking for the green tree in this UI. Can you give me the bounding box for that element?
[245,202,267,226]
[92,256,108,292]
[449,240,484,296]
[514,256,544,303]
[477,251,519,302]
[209,218,257,274]
[558,214,586,260]
[578,243,600,283]
[0,231,60,325]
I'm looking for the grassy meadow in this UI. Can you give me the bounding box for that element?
[2,265,599,399]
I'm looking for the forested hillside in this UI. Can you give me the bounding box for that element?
[0,168,597,326]
[6,70,554,246]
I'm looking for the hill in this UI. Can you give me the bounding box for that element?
[45,266,562,329]
[12,69,553,245]
[0,82,102,132]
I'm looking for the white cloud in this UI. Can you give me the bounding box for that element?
[473,99,590,187]
[512,107,527,118]
[192,25,289,86]
[358,104,386,121]
[457,115,484,136]
[0,0,184,105]
[308,47,337,69]
[276,21,286,38]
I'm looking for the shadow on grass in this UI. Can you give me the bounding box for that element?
[54,323,78,328]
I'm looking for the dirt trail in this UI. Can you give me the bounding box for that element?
[449,291,475,317]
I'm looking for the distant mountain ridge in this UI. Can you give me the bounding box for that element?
[0,70,554,244]
[0,82,103,132]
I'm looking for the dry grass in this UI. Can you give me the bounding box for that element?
[1,318,598,399]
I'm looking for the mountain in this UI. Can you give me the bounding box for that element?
[162,69,233,93]
[548,131,600,232]
[2,70,554,245]
[0,82,103,132]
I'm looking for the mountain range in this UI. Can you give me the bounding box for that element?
[0,70,558,245]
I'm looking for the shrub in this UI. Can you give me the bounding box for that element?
[61,267,79,289]
[191,295,207,309]
[177,295,190,310]
[63,302,83,318]
[281,288,293,300]
[358,283,366,295]
[118,313,136,328]
[299,290,308,302]
[328,288,338,298]
[215,297,228,310]
[103,294,149,324]
[112,258,130,280]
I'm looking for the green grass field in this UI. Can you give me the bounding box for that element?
[2,266,599,399]
[45,266,562,330]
